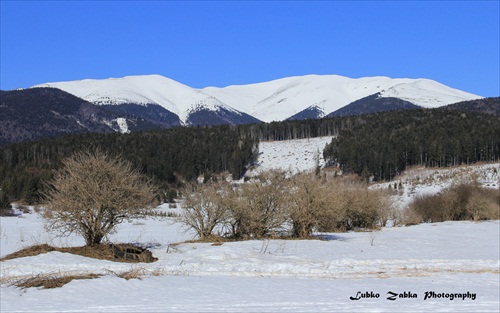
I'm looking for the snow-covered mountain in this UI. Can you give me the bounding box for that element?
[33,75,260,126]
[205,75,482,121]
[33,74,482,124]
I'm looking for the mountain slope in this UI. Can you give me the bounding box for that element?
[33,75,261,126]
[326,93,420,117]
[32,74,482,123]
[203,75,482,121]
[0,88,159,144]
[443,97,500,116]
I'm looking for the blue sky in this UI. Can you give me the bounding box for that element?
[1,1,499,97]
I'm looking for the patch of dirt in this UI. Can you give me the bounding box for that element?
[0,243,157,263]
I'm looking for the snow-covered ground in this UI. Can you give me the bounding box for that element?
[373,163,500,210]
[1,205,499,312]
[249,136,334,175]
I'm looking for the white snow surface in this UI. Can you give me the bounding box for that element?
[1,206,498,312]
[115,117,130,134]
[32,74,482,123]
[249,136,334,175]
[33,75,238,124]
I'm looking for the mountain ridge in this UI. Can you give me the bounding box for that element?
[32,74,482,123]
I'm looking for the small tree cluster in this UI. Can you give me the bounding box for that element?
[295,175,391,235]
[177,171,392,240]
[405,183,499,223]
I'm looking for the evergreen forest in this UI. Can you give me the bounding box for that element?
[323,109,500,181]
[1,103,499,207]
[0,126,257,206]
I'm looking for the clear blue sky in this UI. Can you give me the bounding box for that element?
[1,1,499,97]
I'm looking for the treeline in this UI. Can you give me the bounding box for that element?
[323,109,500,181]
[0,125,257,205]
[240,118,346,141]
[2,103,499,206]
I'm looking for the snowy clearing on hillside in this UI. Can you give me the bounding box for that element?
[249,136,334,175]
[373,163,500,210]
[1,205,499,312]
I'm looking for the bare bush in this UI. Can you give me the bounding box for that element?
[316,179,388,232]
[398,206,423,226]
[405,183,500,223]
[228,170,288,239]
[466,189,500,221]
[177,181,232,239]
[44,150,157,246]
[287,173,335,237]
[176,170,394,240]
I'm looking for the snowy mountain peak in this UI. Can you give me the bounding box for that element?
[33,75,236,124]
[32,74,482,124]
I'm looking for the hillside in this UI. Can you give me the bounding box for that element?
[443,97,500,116]
[0,75,487,145]
[33,75,262,126]
[326,93,420,117]
[0,88,166,144]
[323,108,500,181]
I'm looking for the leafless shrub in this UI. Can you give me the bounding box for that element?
[466,189,500,221]
[176,170,394,240]
[398,205,424,226]
[177,181,232,239]
[315,179,388,233]
[405,183,499,223]
[286,172,333,237]
[43,149,157,246]
[228,170,289,239]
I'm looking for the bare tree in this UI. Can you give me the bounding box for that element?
[229,170,288,238]
[44,150,157,246]
[286,172,332,238]
[178,181,232,239]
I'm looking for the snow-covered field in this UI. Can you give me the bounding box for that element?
[1,205,499,312]
[1,138,499,312]
[249,136,334,175]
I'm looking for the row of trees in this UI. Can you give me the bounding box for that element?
[0,125,257,206]
[323,109,500,181]
[34,150,391,247]
[31,149,500,248]
[177,170,392,239]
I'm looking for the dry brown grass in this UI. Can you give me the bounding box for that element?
[0,243,157,263]
[10,273,102,289]
[105,268,148,280]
